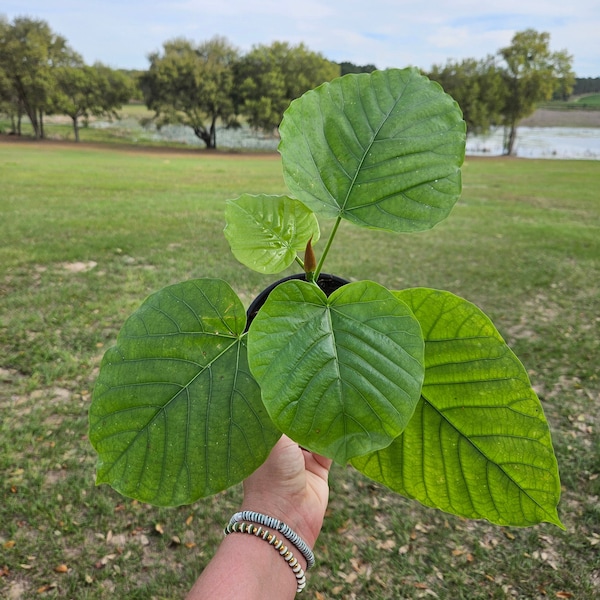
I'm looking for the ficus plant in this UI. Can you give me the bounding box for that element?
[89,68,563,529]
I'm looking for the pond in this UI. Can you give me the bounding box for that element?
[467,126,600,160]
[91,119,600,159]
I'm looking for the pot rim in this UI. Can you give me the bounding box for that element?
[245,272,350,330]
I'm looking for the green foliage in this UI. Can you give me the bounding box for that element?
[52,63,131,141]
[90,278,280,505]
[140,36,239,149]
[340,61,377,75]
[280,68,465,233]
[233,41,340,131]
[224,194,320,274]
[248,280,425,463]
[0,16,82,138]
[352,288,562,528]
[89,68,562,529]
[499,29,575,154]
[428,56,505,134]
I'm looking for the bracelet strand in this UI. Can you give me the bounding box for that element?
[224,521,306,594]
[229,510,315,570]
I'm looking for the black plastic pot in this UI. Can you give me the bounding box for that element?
[245,273,350,330]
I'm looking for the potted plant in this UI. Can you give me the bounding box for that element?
[89,68,562,530]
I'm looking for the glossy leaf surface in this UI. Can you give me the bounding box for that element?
[279,68,466,232]
[89,279,280,506]
[247,279,425,463]
[352,288,563,528]
[224,194,320,274]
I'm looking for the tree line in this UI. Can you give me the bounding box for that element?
[1,17,576,154]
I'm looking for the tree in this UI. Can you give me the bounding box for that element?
[428,56,505,134]
[0,17,81,139]
[140,36,238,149]
[498,29,574,155]
[51,64,131,141]
[234,41,340,132]
[340,61,377,76]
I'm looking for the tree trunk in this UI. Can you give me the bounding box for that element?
[193,124,215,149]
[26,106,41,138]
[209,116,217,149]
[72,116,80,142]
[39,110,45,139]
[503,122,517,156]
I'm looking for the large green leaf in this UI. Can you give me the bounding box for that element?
[247,280,424,463]
[352,288,563,528]
[89,279,280,506]
[224,194,320,274]
[279,68,466,232]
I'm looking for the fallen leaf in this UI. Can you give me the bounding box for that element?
[185,515,194,526]
[377,539,396,551]
[503,530,515,540]
[54,564,68,573]
[155,523,164,535]
[3,540,16,549]
[555,593,573,599]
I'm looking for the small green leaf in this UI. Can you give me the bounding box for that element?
[224,194,320,274]
[247,280,424,463]
[89,279,280,506]
[352,288,563,528]
[279,68,466,233]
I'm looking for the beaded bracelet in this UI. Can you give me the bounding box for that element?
[224,521,306,593]
[229,510,315,570]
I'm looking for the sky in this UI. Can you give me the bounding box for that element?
[2,0,598,77]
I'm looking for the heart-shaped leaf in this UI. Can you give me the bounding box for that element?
[224,194,320,274]
[352,288,563,528]
[279,68,466,232]
[89,278,280,506]
[247,279,424,463]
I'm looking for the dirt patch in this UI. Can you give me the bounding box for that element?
[0,134,281,160]
[521,108,600,128]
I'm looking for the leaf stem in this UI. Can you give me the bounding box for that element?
[315,216,342,278]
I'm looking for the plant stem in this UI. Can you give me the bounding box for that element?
[315,216,342,278]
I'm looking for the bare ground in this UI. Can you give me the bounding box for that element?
[520,108,600,127]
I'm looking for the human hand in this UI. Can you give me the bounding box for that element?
[241,435,332,552]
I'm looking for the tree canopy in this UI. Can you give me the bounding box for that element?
[428,56,505,135]
[140,36,238,149]
[234,41,340,132]
[0,19,580,154]
[0,16,82,138]
[52,64,131,141]
[429,29,575,155]
[498,29,575,154]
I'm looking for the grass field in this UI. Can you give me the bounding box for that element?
[576,94,600,108]
[1,140,599,599]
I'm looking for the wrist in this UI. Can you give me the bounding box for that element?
[240,493,321,551]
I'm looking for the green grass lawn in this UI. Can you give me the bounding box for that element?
[1,141,599,599]
[576,94,600,107]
